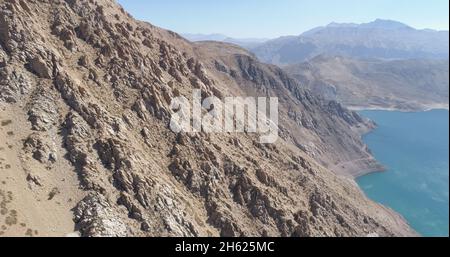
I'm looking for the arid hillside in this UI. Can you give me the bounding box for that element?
[284,55,449,111]
[0,0,415,237]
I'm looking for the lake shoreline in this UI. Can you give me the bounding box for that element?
[355,109,449,236]
[350,105,449,178]
[348,103,449,113]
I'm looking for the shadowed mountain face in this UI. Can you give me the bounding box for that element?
[0,0,415,237]
[252,19,449,66]
[284,56,449,111]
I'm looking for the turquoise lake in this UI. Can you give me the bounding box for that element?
[357,109,449,237]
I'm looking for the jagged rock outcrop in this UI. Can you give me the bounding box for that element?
[0,0,415,237]
[74,192,128,237]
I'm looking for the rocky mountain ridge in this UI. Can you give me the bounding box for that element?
[182,33,269,49]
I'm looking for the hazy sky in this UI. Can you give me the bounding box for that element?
[117,0,449,38]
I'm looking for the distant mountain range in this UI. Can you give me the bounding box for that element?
[183,20,449,111]
[284,55,449,111]
[181,33,269,48]
[251,19,449,65]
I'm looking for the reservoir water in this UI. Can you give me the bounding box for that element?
[357,109,449,237]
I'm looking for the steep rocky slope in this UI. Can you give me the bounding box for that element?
[0,0,415,236]
[192,42,383,176]
[285,55,449,111]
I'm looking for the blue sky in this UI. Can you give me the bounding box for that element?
[117,0,449,38]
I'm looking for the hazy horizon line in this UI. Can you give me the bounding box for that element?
[176,19,449,40]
